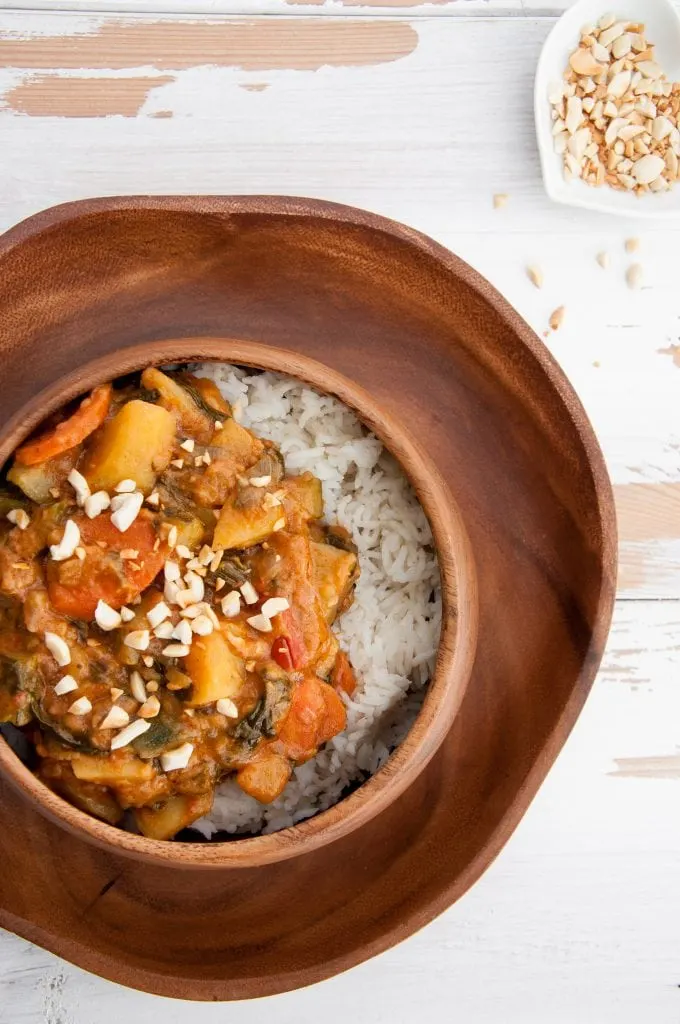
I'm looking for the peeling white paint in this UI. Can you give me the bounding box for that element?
[0,13,108,38]
[0,9,679,1017]
[0,14,678,603]
[602,601,680,686]
[0,0,679,19]
[1,1,524,16]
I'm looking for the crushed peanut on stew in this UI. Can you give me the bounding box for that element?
[0,367,360,840]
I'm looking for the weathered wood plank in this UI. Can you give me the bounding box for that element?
[3,0,675,18]
[0,1,527,17]
[0,11,678,596]
[0,8,678,1020]
[1,597,678,1022]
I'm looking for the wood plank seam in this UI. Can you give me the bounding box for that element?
[0,4,560,19]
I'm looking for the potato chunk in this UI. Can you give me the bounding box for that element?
[165,514,206,552]
[47,773,123,825]
[236,754,291,804]
[72,753,155,785]
[141,368,228,443]
[185,630,246,707]
[135,792,213,840]
[8,448,79,504]
[311,541,358,622]
[82,400,176,494]
[214,501,283,550]
[283,473,323,519]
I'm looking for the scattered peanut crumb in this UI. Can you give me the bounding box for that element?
[593,359,601,367]
[526,265,544,289]
[626,263,643,289]
[493,193,509,209]
[596,251,610,269]
[625,237,640,253]
[549,306,566,331]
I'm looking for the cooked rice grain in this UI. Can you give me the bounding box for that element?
[190,364,442,837]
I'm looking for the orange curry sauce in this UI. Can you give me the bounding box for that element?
[0,368,359,839]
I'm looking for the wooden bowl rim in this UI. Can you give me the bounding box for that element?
[0,198,617,998]
[0,337,478,868]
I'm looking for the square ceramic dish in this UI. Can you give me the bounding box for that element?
[535,0,680,218]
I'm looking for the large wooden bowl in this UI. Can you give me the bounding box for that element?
[0,339,475,867]
[0,196,616,999]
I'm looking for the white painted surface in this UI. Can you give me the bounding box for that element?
[0,5,679,1022]
[5,0,678,18]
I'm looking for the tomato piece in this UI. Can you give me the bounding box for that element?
[271,636,294,671]
[277,676,346,762]
[277,608,307,669]
[330,650,357,696]
[15,384,112,466]
[47,515,166,620]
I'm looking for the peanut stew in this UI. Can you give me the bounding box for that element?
[0,368,360,840]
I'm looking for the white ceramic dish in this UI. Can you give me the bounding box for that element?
[535,0,680,219]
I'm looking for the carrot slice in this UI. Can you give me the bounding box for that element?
[277,676,346,762]
[330,649,357,696]
[316,681,347,745]
[47,515,166,620]
[15,384,112,467]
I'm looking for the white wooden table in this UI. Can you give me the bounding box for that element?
[1,2,679,1021]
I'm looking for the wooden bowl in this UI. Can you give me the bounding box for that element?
[0,196,616,999]
[0,339,476,867]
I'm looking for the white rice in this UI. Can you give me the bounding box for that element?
[190,363,442,837]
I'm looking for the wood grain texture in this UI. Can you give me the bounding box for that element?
[1,599,678,1023]
[3,75,174,117]
[2,0,661,15]
[612,754,680,777]
[12,0,673,15]
[614,483,680,594]
[0,337,473,868]
[0,11,676,596]
[0,194,614,997]
[0,0,524,14]
[0,18,419,72]
[0,6,676,1018]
